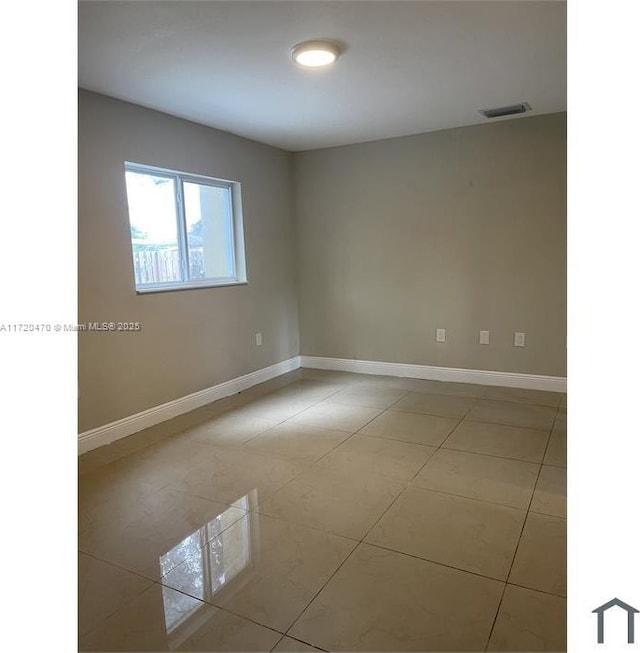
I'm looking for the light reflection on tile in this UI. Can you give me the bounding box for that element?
[317,434,437,482]
[324,384,409,408]
[80,488,246,580]
[158,496,252,579]
[161,512,355,632]
[80,370,566,652]
[257,466,405,540]
[244,422,352,462]
[287,401,383,432]
[167,447,308,505]
[178,414,279,448]
[80,584,281,651]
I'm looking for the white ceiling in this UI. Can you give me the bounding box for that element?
[78,1,566,152]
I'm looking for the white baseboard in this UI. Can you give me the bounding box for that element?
[78,356,301,454]
[299,356,566,393]
[79,354,565,455]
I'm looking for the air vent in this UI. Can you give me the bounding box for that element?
[479,102,531,119]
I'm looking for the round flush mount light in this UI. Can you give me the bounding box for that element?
[291,40,341,68]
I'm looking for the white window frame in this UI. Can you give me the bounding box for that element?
[124,161,247,293]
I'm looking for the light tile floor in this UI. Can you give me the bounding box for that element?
[78,368,567,652]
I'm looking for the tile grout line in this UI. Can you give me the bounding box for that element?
[280,538,362,640]
[278,393,447,644]
[83,377,352,474]
[406,406,472,482]
[80,374,566,650]
[481,404,560,652]
[372,404,555,435]
[146,581,291,642]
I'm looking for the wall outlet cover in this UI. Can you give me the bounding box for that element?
[514,332,526,347]
[479,330,490,345]
[436,328,446,343]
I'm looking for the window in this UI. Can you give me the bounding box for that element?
[124,162,247,292]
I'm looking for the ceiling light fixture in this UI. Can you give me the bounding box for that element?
[291,40,341,68]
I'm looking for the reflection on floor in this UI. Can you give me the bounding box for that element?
[78,368,567,651]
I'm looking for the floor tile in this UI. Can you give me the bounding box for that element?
[80,584,281,651]
[287,402,382,432]
[79,553,154,636]
[393,392,475,418]
[267,380,344,403]
[78,443,127,474]
[80,371,566,652]
[488,584,567,651]
[325,384,409,408]
[225,395,317,422]
[272,636,323,652]
[79,462,162,519]
[297,368,364,385]
[544,433,567,467]
[360,409,458,446]
[289,543,503,652]
[404,379,488,397]
[161,513,356,632]
[443,420,549,463]
[365,487,526,579]
[80,486,247,580]
[257,466,405,540]
[481,386,563,407]
[80,436,212,495]
[466,399,557,431]
[347,375,416,390]
[317,434,436,482]
[79,405,224,472]
[178,414,279,448]
[411,449,539,509]
[530,465,567,517]
[167,447,308,505]
[509,512,566,596]
[553,413,567,433]
[244,423,351,462]
[544,419,567,467]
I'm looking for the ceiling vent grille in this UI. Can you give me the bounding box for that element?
[479,102,531,119]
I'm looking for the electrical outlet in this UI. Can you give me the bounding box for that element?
[436,328,446,343]
[514,332,526,347]
[255,332,263,347]
[479,330,490,345]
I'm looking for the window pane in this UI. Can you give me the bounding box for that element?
[184,182,235,280]
[125,171,182,285]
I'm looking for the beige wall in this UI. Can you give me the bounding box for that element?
[79,96,566,431]
[293,113,566,377]
[78,91,299,432]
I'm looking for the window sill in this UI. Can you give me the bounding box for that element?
[135,280,248,295]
